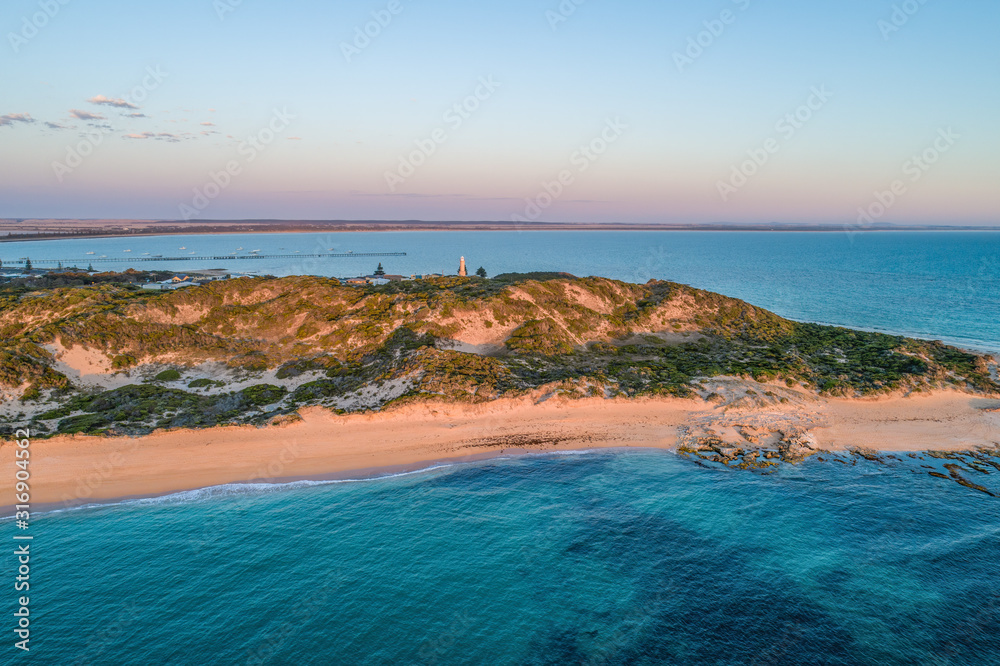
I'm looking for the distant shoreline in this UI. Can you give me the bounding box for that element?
[2,220,999,243]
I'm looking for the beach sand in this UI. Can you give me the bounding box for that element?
[3,387,999,508]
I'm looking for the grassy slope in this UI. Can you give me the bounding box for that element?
[0,273,996,436]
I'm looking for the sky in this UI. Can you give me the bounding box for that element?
[1,0,998,225]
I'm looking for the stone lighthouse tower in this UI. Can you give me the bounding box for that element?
[458,256,467,276]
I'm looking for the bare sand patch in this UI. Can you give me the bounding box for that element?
[43,340,137,391]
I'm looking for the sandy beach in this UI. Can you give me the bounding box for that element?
[4,387,998,508]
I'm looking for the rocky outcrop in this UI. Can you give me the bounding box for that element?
[678,422,821,467]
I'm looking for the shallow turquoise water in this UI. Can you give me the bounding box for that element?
[4,230,999,352]
[11,451,1000,664]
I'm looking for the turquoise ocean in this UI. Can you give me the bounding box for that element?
[3,230,1000,664]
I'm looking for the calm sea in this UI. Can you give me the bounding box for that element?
[4,230,999,664]
[15,451,1000,664]
[3,230,998,352]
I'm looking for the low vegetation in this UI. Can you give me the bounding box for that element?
[0,272,996,436]
[33,383,290,436]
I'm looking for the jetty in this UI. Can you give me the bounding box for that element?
[3,251,406,266]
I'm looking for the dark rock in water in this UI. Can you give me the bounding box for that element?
[674,423,998,498]
[850,447,884,463]
[944,464,997,497]
[970,449,1000,472]
[927,450,960,460]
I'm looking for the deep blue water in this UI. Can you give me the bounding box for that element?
[10,451,1000,664]
[3,230,998,352]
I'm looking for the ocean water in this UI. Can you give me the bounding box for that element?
[5,230,1000,663]
[3,230,998,353]
[15,451,1000,664]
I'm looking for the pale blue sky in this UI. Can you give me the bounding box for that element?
[1,0,997,224]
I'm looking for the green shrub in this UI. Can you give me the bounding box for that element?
[295,323,320,339]
[57,413,112,434]
[111,355,137,369]
[240,384,287,407]
[188,378,225,389]
[292,380,343,402]
[505,319,574,355]
[38,406,72,419]
[154,369,182,382]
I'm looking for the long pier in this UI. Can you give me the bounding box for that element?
[4,252,406,265]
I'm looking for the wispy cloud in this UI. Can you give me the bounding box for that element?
[44,121,73,130]
[200,121,215,126]
[127,112,148,118]
[88,95,139,109]
[69,109,105,120]
[123,131,183,142]
[0,113,35,126]
[287,136,302,140]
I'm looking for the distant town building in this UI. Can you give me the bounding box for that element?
[142,279,194,291]
[342,274,402,286]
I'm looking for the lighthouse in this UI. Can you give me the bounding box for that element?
[458,256,467,276]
